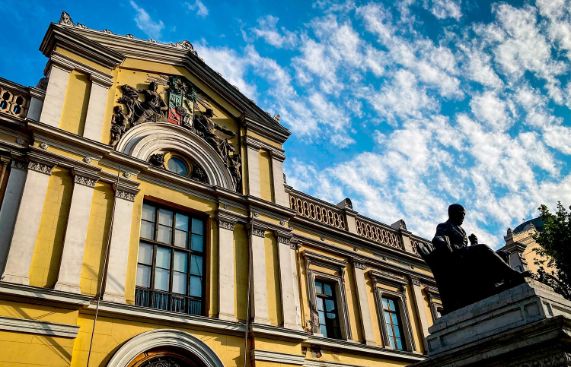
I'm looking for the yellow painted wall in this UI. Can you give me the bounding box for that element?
[265,232,282,326]
[80,182,114,295]
[29,168,73,288]
[59,70,91,135]
[259,150,273,202]
[0,331,75,367]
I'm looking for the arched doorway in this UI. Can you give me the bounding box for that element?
[128,347,203,367]
[107,329,224,367]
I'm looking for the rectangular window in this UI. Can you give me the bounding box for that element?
[315,279,342,339]
[381,297,405,350]
[135,202,205,315]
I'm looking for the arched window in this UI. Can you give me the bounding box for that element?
[166,156,189,176]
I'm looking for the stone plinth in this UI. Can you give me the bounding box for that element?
[413,280,571,367]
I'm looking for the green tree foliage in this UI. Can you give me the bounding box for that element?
[534,202,571,299]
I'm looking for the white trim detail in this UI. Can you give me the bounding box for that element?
[106,329,225,367]
[83,81,109,141]
[271,157,289,207]
[354,265,376,345]
[247,145,260,197]
[251,229,269,324]
[0,316,78,338]
[253,350,305,365]
[116,122,235,190]
[218,219,237,321]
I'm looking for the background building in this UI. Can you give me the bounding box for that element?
[501,217,545,274]
[0,13,440,367]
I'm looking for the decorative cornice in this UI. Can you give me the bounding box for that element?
[369,270,408,287]
[218,219,235,231]
[353,260,366,270]
[252,350,305,366]
[303,251,347,271]
[28,160,53,175]
[11,159,26,170]
[244,136,285,160]
[49,52,113,87]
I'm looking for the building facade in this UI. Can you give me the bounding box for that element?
[0,13,440,367]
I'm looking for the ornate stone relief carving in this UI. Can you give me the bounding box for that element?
[116,189,136,202]
[111,76,242,192]
[74,174,97,187]
[252,226,265,238]
[28,161,53,175]
[149,153,165,167]
[218,220,235,231]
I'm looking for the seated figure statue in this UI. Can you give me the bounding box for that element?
[418,204,526,314]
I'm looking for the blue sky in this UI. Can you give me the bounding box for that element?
[2,0,570,247]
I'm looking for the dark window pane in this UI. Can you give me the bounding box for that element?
[138,243,153,265]
[156,247,171,269]
[140,221,154,240]
[325,299,335,312]
[174,229,188,248]
[315,281,323,295]
[173,271,187,294]
[316,297,324,311]
[173,251,187,272]
[191,234,204,252]
[158,209,173,226]
[323,283,333,296]
[136,264,151,287]
[190,255,203,276]
[157,225,172,244]
[167,156,189,176]
[192,218,204,235]
[190,276,202,297]
[154,268,170,291]
[142,203,155,222]
[175,213,189,231]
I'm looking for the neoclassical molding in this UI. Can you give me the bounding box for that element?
[115,189,136,202]
[303,251,347,272]
[0,316,78,339]
[369,269,408,288]
[276,230,293,246]
[218,219,235,231]
[11,159,27,170]
[74,174,97,187]
[353,261,366,270]
[106,329,224,367]
[50,51,114,87]
[28,160,53,175]
[243,136,286,160]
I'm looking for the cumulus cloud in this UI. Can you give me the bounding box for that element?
[426,0,462,20]
[129,1,164,40]
[252,15,297,48]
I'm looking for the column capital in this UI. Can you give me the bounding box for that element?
[10,159,27,170]
[251,225,266,238]
[72,169,99,188]
[115,189,136,202]
[353,260,367,270]
[28,160,53,175]
[275,230,293,246]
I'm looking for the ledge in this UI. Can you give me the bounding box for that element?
[0,281,91,306]
[253,350,305,365]
[0,315,79,338]
[250,323,309,341]
[304,336,425,363]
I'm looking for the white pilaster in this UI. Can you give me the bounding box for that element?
[0,160,27,275]
[251,225,269,324]
[82,80,109,141]
[55,172,97,293]
[354,262,376,345]
[271,155,289,207]
[218,216,237,321]
[276,234,302,330]
[39,65,71,127]
[247,145,261,197]
[103,188,137,303]
[26,88,45,122]
[1,161,53,285]
[411,279,430,344]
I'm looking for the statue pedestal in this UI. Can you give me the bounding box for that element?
[413,280,571,367]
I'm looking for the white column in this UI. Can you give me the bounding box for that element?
[55,173,97,293]
[82,80,109,141]
[247,145,260,197]
[354,262,376,345]
[0,160,27,275]
[1,161,53,285]
[411,278,430,346]
[103,188,136,303]
[39,64,71,127]
[218,216,237,321]
[251,225,269,324]
[276,234,302,330]
[271,155,289,207]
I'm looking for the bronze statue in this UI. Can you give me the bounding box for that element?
[418,204,527,314]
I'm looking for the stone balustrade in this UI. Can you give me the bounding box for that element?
[0,78,30,119]
[289,190,347,230]
[355,216,404,250]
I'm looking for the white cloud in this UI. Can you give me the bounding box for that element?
[470,91,511,130]
[252,15,297,48]
[129,1,164,40]
[427,0,462,20]
[186,0,209,17]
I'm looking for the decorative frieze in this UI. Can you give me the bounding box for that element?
[116,189,136,202]
[218,220,235,231]
[73,174,97,187]
[252,226,265,238]
[27,161,53,175]
[353,261,366,270]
